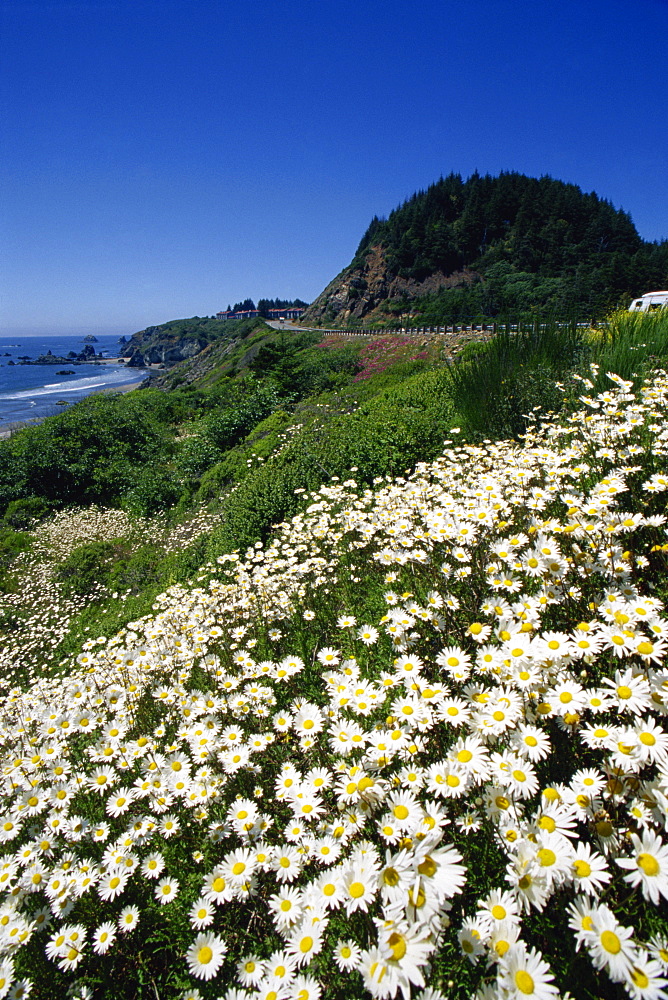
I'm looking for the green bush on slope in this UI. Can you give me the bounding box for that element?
[207,367,456,555]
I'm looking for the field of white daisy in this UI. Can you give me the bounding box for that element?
[1,327,668,999]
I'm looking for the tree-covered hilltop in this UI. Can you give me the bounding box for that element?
[304,171,668,324]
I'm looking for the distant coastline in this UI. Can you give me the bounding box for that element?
[0,334,149,428]
[0,376,148,438]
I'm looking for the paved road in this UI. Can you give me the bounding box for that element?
[265,320,316,332]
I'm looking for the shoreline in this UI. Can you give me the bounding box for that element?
[0,377,150,439]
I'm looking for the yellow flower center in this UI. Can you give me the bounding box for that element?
[638,853,659,876]
[515,971,535,994]
[418,856,437,878]
[538,848,556,867]
[601,931,621,954]
[198,946,213,965]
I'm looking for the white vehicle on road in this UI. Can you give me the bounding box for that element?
[629,291,668,312]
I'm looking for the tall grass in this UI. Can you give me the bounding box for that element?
[445,319,586,439]
[446,311,668,439]
[590,308,668,390]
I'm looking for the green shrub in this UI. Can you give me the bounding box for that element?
[174,435,223,482]
[203,378,280,451]
[108,544,165,594]
[206,367,457,555]
[2,496,50,529]
[245,408,292,447]
[54,540,120,596]
[195,452,247,501]
[0,526,31,593]
[0,392,173,511]
[122,469,182,517]
[0,526,32,572]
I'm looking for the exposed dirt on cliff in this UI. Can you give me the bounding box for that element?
[303,246,479,326]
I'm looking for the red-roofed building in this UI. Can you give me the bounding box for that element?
[216,307,305,321]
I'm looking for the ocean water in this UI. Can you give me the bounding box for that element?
[0,335,147,428]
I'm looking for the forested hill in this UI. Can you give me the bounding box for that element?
[303,171,668,325]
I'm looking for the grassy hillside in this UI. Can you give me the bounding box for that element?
[1,311,668,999]
[3,311,668,678]
[123,315,256,357]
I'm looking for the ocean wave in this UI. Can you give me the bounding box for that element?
[0,372,138,400]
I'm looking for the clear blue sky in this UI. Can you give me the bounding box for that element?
[2,0,667,336]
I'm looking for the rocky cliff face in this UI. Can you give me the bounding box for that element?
[121,315,263,369]
[123,338,204,367]
[122,328,209,368]
[303,246,477,326]
[145,336,244,389]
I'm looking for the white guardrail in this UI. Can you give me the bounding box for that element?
[317,322,591,337]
